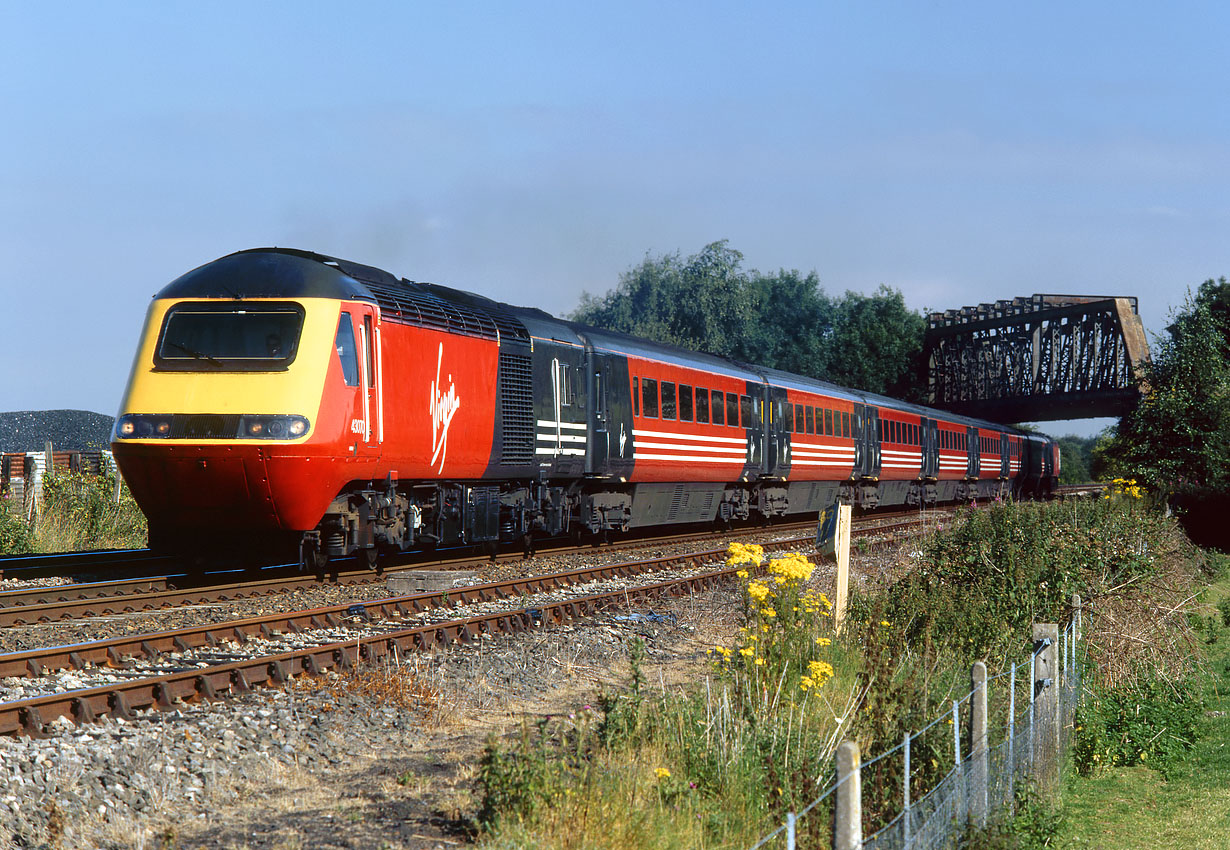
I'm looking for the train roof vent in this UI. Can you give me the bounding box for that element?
[363,280,529,343]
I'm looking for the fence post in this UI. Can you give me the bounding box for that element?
[1032,624,1060,798]
[787,812,796,850]
[1007,662,1016,802]
[970,660,988,829]
[952,700,964,823]
[834,740,861,850]
[903,731,912,846]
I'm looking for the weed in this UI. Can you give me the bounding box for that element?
[1072,670,1202,776]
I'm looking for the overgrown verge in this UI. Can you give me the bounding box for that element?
[470,498,1206,849]
[0,472,148,554]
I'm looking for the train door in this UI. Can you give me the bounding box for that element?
[354,304,383,457]
[766,386,790,477]
[856,404,881,479]
[965,425,978,478]
[921,417,939,479]
[587,351,612,474]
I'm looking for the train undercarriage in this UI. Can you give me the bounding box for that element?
[299,473,1031,573]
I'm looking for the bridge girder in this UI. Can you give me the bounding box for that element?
[925,294,1149,423]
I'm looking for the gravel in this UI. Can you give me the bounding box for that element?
[0,410,115,454]
[0,526,920,849]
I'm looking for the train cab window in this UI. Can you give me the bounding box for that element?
[633,377,640,416]
[842,411,850,438]
[642,378,659,418]
[679,385,693,422]
[712,391,725,425]
[334,313,360,387]
[727,393,739,427]
[740,395,753,427]
[158,301,305,372]
[696,388,709,423]
[784,403,794,432]
[661,382,677,420]
[805,406,814,434]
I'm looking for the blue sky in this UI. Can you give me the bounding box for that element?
[4,2,1227,438]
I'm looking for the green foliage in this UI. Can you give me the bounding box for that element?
[37,472,148,551]
[963,785,1064,850]
[858,499,1160,664]
[1056,434,1098,484]
[476,717,584,828]
[0,495,34,554]
[1104,279,1230,497]
[570,240,928,398]
[1072,673,1202,776]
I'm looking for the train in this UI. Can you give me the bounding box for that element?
[110,248,1059,570]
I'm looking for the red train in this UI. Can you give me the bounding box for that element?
[110,248,1059,569]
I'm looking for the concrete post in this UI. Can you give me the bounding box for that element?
[1032,624,1060,798]
[834,740,861,850]
[970,660,988,828]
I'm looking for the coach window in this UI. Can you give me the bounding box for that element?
[695,388,709,423]
[335,313,360,387]
[633,377,640,416]
[784,403,794,432]
[739,395,752,428]
[852,411,860,435]
[727,393,739,427]
[679,385,693,422]
[712,390,725,425]
[661,382,677,420]
[823,409,832,436]
[842,411,850,438]
[805,406,814,434]
[643,378,659,418]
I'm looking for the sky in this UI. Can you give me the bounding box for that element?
[4,2,1228,439]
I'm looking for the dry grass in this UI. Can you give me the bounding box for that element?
[1080,517,1208,688]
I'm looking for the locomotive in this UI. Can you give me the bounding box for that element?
[110,248,1059,570]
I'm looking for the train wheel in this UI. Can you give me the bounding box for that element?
[357,547,379,573]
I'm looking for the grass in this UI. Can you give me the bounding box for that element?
[1058,567,1230,849]
[0,471,147,554]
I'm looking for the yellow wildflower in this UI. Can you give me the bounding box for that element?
[655,767,671,780]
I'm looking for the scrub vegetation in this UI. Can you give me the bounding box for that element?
[0,471,147,554]
[473,497,1206,848]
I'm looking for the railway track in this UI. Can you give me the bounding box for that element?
[0,511,934,628]
[0,515,930,735]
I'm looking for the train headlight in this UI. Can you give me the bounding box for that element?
[114,414,174,439]
[236,415,311,440]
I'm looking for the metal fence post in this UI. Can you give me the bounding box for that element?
[1007,662,1016,801]
[787,812,796,850]
[834,741,862,850]
[952,700,964,823]
[970,661,988,829]
[1032,624,1060,798]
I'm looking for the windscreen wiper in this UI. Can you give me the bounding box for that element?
[166,342,224,367]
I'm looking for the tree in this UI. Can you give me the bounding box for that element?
[1104,282,1230,497]
[570,242,928,399]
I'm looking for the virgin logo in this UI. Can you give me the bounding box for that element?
[429,343,461,473]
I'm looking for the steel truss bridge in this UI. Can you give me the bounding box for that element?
[925,294,1149,423]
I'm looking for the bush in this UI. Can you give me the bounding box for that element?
[34,472,147,551]
[1072,672,1202,776]
[0,495,34,554]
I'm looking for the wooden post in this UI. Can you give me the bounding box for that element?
[1032,624,1060,798]
[970,660,988,828]
[833,504,852,633]
[833,740,861,850]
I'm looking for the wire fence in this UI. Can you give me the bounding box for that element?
[750,602,1083,850]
